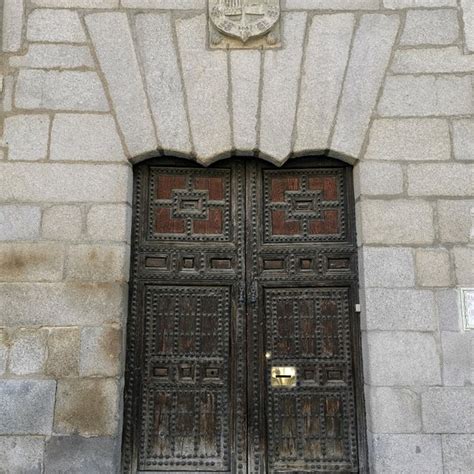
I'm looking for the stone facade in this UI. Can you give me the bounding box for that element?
[0,0,473,472]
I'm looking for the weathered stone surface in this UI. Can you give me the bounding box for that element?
[0,282,126,326]
[364,288,437,331]
[408,164,473,197]
[260,12,307,162]
[3,75,14,112]
[135,13,191,155]
[441,331,474,386]
[378,75,474,116]
[453,247,474,285]
[9,328,48,375]
[331,14,399,158]
[0,436,44,473]
[438,200,474,243]
[442,435,474,472]
[3,114,50,161]
[0,243,64,282]
[42,205,83,241]
[365,118,451,161]
[86,12,157,157]
[422,388,474,433]
[50,114,125,162]
[123,0,204,7]
[0,163,131,203]
[361,247,415,288]
[359,200,434,245]
[365,332,441,385]
[10,44,94,69]
[0,330,7,375]
[176,15,231,161]
[27,8,86,43]
[44,436,117,473]
[15,70,109,111]
[354,162,403,197]
[0,380,56,435]
[384,0,455,6]
[461,0,474,53]
[416,249,452,287]
[392,47,474,74]
[87,204,131,242]
[370,434,443,473]
[65,244,129,282]
[231,50,260,152]
[80,326,121,377]
[283,0,378,8]
[367,387,421,433]
[0,205,41,241]
[401,9,459,46]
[437,289,462,331]
[294,13,354,152]
[2,0,24,52]
[54,378,119,436]
[452,119,474,161]
[32,0,118,6]
[46,327,80,377]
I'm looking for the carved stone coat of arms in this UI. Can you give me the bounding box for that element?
[209,0,281,49]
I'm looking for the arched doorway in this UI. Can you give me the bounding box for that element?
[122,156,367,473]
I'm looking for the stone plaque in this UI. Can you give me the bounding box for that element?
[461,288,474,329]
[209,0,281,50]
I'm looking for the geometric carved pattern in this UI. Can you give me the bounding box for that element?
[263,169,345,242]
[148,167,231,241]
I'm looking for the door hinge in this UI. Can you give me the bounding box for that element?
[250,280,258,305]
[355,304,361,313]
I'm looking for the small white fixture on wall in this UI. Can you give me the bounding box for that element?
[460,288,474,330]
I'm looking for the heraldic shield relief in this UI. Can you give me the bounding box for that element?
[209,0,280,44]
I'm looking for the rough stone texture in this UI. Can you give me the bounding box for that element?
[231,50,260,152]
[283,0,378,8]
[364,289,437,331]
[452,119,474,161]
[15,70,109,112]
[370,434,443,474]
[461,0,474,53]
[0,330,8,375]
[359,200,434,245]
[441,331,474,386]
[86,12,157,157]
[0,282,126,326]
[260,12,307,162]
[135,13,192,155]
[50,114,125,162]
[2,114,50,161]
[176,15,231,161]
[401,9,459,46]
[0,163,131,202]
[44,436,117,473]
[0,242,64,282]
[331,14,399,158]
[422,388,474,433]
[46,327,80,377]
[364,332,441,385]
[80,326,121,376]
[42,205,83,241]
[0,205,41,241]
[0,380,56,435]
[123,0,204,7]
[442,435,474,472]
[9,44,94,69]
[54,378,119,436]
[65,244,129,282]
[384,0,456,6]
[365,118,451,161]
[367,387,421,433]
[32,0,118,6]
[437,289,462,331]
[416,249,453,287]
[0,436,44,473]
[354,162,403,197]
[2,0,24,52]
[294,13,354,152]
[361,247,415,288]
[27,8,86,43]
[87,204,131,242]
[453,247,474,285]
[9,328,48,375]
[438,200,474,243]
[408,163,473,197]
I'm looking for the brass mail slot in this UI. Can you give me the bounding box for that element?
[271,366,297,388]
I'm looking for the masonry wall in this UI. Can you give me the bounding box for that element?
[0,0,473,472]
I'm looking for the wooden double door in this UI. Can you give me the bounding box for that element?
[122,157,367,473]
